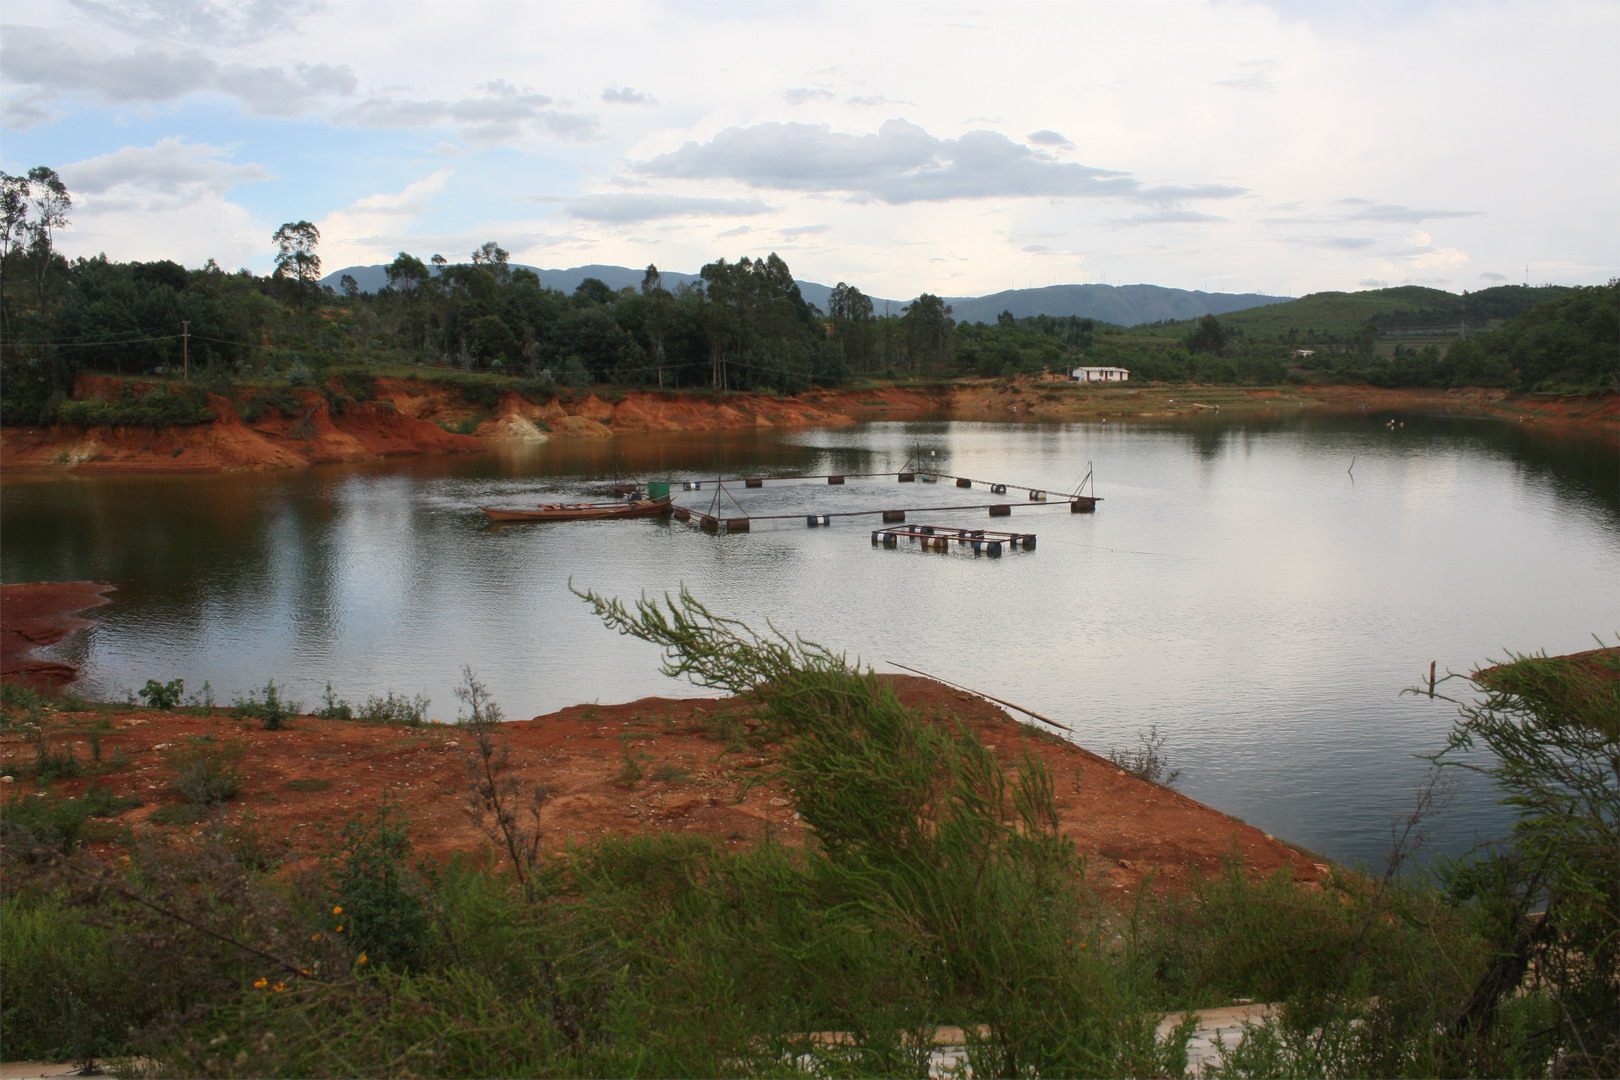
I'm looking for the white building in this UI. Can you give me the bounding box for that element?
[1072,366,1130,383]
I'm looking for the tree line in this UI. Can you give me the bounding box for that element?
[1,165,1614,427]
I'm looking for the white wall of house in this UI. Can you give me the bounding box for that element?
[1072,366,1131,382]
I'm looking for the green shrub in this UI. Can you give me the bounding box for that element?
[1,679,53,721]
[170,741,244,805]
[314,685,429,725]
[138,677,185,710]
[235,386,303,423]
[232,680,298,730]
[612,750,645,789]
[27,723,83,782]
[52,384,214,428]
[2,791,95,855]
[332,370,378,402]
[148,803,210,826]
[0,783,138,856]
[0,894,123,1062]
[428,374,503,411]
[313,683,353,721]
[1108,724,1181,786]
[356,691,430,725]
[326,803,430,970]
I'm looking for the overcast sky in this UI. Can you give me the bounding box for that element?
[4,0,1616,300]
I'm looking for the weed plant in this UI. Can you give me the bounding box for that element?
[315,685,430,725]
[231,680,298,730]
[1109,724,1182,786]
[169,741,244,804]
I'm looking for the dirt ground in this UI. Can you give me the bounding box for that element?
[1,584,1325,898]
[0,582,114,691]
[2,377,1611,474]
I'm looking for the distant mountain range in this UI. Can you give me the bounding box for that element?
[321,262,1293,327]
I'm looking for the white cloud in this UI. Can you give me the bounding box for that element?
[332,82,598,145]
[2,89,61,130]
[1,26,216,102]
[316,169,455,267]
[0,22,356,116]
[54,139,268,269]
[68,0,325,47]
[62,137,272,206]
[6,0,1614,297]
[602,86,656,105]
[556,193,775,223]
[634,119,1245,206]
[1412,246,1468,270]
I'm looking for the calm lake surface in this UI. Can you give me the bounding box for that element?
[4,408,1617,870]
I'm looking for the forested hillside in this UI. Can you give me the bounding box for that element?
[1140,284,1575,343]
[321,264,1291,326]
[2,166,1613,429]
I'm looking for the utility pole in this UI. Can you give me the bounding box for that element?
[182,321,190,381]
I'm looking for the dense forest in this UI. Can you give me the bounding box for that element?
[2,166,1615,427]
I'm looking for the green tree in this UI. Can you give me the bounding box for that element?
[901,292,954,372]
[698,254,819,391]
[271,221,322,303]
[828,281,876,371]
[466,314,519,368]
[1185,314,1228,355]
[384,252,428,294]
[572,277,616,307]
[0,167,72,337]
[470,241,510,285]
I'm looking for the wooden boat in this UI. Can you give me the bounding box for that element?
[480,493,673,523]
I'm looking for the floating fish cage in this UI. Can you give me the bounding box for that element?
[870,524,1037,556]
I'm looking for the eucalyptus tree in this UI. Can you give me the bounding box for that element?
[470,240,511,284]
[697,253,821,391]
[828,281,876,372]
[271,220,322,305]
[0,167,73,337]
[901,292,954,372]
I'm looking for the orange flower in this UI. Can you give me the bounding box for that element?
[272,982,286,993]
[253,977,268,989]
[332,905,343,915]
[334,925,344,933]
[311,933,322,942]
[357,954,368,965]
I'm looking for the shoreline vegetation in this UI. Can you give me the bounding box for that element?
[2,374,1614,474]
[1,585,1614,1077]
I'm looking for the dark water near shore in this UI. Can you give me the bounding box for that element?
[4,408,1617,870]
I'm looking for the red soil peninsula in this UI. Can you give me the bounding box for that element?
[0,582,1324,898]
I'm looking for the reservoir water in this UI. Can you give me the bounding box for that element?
[4,407,1616,870]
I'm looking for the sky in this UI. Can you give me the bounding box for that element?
[3,0,1616,302]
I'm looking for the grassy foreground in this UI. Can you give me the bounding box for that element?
[3,596,1615,1078]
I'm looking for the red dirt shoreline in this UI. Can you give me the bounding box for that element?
[0,582,1325,897]
[2,378,1612,474]
[0,581,114,691]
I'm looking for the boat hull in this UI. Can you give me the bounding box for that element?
[479,495,673,522]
